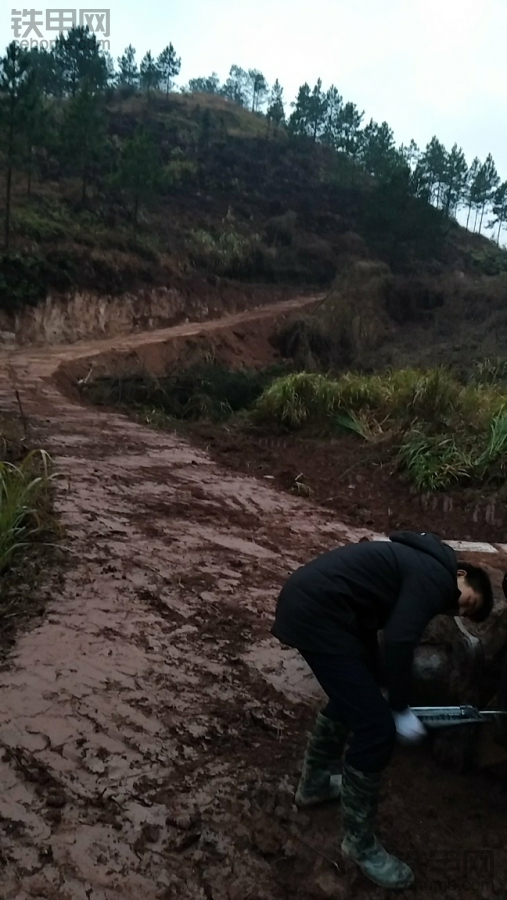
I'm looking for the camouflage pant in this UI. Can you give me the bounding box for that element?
[340,761,414,889]
[295,711,348,807]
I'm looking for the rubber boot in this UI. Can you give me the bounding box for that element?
[340,762,414,890]
[295,711,348,808]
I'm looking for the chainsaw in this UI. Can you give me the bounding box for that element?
[411,705,507,728]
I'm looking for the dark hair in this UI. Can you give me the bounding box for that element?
[458,561,494,623]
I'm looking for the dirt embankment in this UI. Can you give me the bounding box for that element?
[0,282,308,347]
[0,297,505,900]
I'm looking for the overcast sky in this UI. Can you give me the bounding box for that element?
[3,0,507,180]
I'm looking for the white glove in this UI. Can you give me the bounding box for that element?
[392,708,427,745]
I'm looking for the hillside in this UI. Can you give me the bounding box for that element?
[1,86,507,344]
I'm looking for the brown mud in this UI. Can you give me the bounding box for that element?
[0,296,505,899]
[190,427,507,544]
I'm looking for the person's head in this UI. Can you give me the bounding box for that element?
[456,562,494,622]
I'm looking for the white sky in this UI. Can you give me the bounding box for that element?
[3,0,507,187]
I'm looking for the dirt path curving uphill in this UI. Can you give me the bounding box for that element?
[0,296,505,900]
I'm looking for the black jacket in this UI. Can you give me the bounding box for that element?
[272,532,460,711]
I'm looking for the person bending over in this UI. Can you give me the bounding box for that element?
[272,531,493,890]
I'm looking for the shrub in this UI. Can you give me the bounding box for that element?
[12,207,68,242]
[163,158,199,188]
[397,434,474,491]
[254,372,340,428]
[187,228,262,276]
[264,211,298,247]
[273,315,336,369]
[471,358,507,385]
[294,234,337,283]
[468,247,507,277]
[314,261,392,363]
[0,254,50,311]
[83,364,283,423]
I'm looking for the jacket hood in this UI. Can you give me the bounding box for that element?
[389,531,457,583]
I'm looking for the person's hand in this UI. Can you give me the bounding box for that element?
[392,708,427,745]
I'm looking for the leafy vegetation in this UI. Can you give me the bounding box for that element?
[187,228,263,277]
[82,359,507,494]
[82,363,285,423]
[0,448,56,571]
[0,414,61,652]
[253,368,507,491]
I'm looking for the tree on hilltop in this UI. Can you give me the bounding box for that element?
[53,26,108,96]
[220,65,249,106]
[158,44,181,94]
[247,69,268,112]
[140,51,161,94]
[289,79,327,141]
[117,44,139,90]
[187,73,220,94]
[490,181,507,245]
[266,79,285,134]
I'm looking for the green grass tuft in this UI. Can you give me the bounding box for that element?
[0,449,57,572]
[254,367,507,490]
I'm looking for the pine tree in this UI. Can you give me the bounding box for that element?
[338,102,364,157]
[422,137,448,206]
[307,79,327,141]
[22,71,47,196]
[442,144,468,218]
[247,70,268,112]
[399,139,420,170]
[411,160,431,201]
[490,181,507,245]
[28,46,58,96]
[360,120,397,179]
[288,82,311,136]
[117,45,139,91]
[476,154,500,234]
[465,158,480,229]
[157,44,181,95]
[187,73,220,94]
[60,84,107,201]
[321,85,343,148]
[103,51,116,86]
[140,51,161,94]
[0,42,31,248]
[289,80,327,141]
[53,26,108,96]
[420,137,447,206]
[220,66,248,106]
[266,79,285,134]
[116,127,162,226]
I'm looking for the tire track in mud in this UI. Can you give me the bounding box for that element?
[0,297,506,900]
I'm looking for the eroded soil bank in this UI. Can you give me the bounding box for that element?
[0,297,505,900]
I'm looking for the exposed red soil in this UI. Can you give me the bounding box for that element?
[0,297,505,899]
[188,425,507,544]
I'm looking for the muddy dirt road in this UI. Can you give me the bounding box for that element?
[0,297,505,900]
